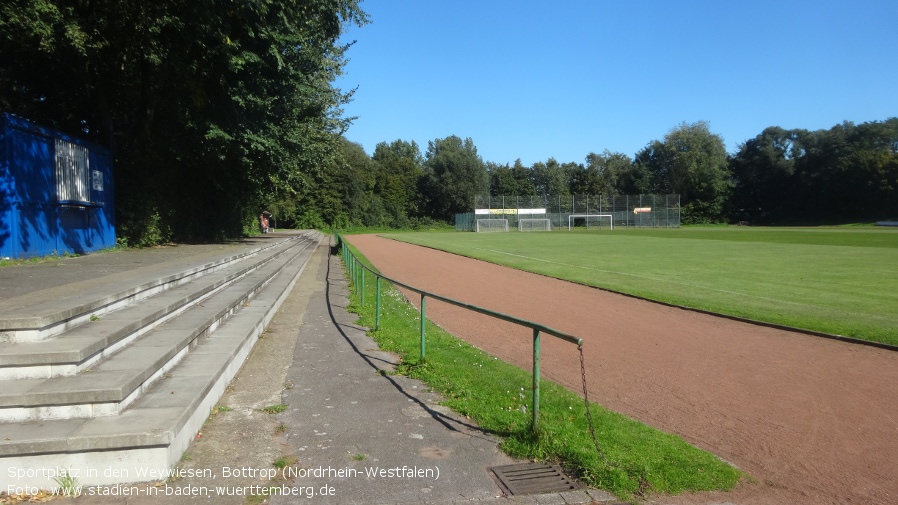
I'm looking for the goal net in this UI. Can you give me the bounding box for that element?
[568,214,613,230]
[518,218,552,232]
[476,218,509,232]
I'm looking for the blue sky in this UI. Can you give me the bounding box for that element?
[336,0,898,166]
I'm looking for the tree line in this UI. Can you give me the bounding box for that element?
[332,118,897,227]
[2,2,895,246]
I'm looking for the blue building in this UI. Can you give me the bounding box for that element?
[1,113,115,259]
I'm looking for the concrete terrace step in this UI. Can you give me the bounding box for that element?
[0,231,323,489]
[0,236,301,343]
[0,233,319,422]
[0,235,308,379]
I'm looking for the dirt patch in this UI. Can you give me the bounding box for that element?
[346,234,898,505]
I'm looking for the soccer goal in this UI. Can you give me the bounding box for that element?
[568,214,613,230]
[518,218,552,232]
[476,218,510,232]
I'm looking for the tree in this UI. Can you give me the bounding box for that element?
[487,162,515,196]
[730,127,806,221]
[531,158,571,197]
[843,118,898,218]
[421,136,488,221]
[634,122,731,223]
[570,150,634,196]
[510,159,537,195]
[730,119,898,223]
[791,120,897,220]
[372,139,424,226]
[335,139,385,227]
[0,0,369,243]
[487,159,536,196]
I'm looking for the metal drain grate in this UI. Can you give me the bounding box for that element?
[489,462,584,495]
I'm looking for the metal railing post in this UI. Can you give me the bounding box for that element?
[360,265,366,306]
[375,277,382,330]
[346,248,352,281]
[532,328,541,430]
[420,293,427,361]
[353,256,359,294]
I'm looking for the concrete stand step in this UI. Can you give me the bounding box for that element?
[0,236,306,378]
[0,234,317,422]
[0,235,302,343]
[0,230,323,489]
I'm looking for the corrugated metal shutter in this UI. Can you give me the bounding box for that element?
[55,138,90,203]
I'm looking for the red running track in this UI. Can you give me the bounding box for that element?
[347,234,898,505]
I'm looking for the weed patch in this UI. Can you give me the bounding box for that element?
[273,456,297,469]
[259,404,288,414]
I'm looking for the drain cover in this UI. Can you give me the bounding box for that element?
[489,462,584,495]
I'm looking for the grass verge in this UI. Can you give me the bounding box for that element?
[339,240,741,502]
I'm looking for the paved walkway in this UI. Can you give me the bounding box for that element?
[0,234,617,504]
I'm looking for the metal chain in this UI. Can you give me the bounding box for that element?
[579,344,609,464]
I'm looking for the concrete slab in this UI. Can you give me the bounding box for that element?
[0,336,105,366]
[0,417,87,456]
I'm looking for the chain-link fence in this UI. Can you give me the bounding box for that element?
[456,194,680,231]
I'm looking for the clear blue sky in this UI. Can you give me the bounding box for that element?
[337,0,898,166]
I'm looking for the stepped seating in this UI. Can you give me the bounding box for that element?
[0,231,322,489]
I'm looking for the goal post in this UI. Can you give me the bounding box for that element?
[476,218,509,232]
[568,214,613,230]
[518,218,552,232]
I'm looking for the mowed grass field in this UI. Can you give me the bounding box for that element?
[382,226,898,346]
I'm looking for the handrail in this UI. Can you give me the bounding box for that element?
[336,234,584,429]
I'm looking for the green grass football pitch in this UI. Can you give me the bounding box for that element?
[381,226,898,347]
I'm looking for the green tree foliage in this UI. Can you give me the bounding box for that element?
[372,139,425,226]
[487,159,536,196]
[422,136,488,221]
[841,120,898,218]
[487,162,514,196]
[730,126,805,219]
[731,119,898,222]
[335,139,387,227]
[510,159,537,196]
[0,0,367,244]
[570,150,634,196]
[634,122,731,223]
[531,158,571,197]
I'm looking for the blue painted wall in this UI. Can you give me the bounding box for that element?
[0,113,115,259]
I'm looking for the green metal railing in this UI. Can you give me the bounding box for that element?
[338,235,583,430]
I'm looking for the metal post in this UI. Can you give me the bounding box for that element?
[626,195,630,228]
[375,277,382,330]
[664,194,667,227]
[353,256,358,294]
[532,328,541,430]
[360,265,365,306]
[420,294,427,361]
